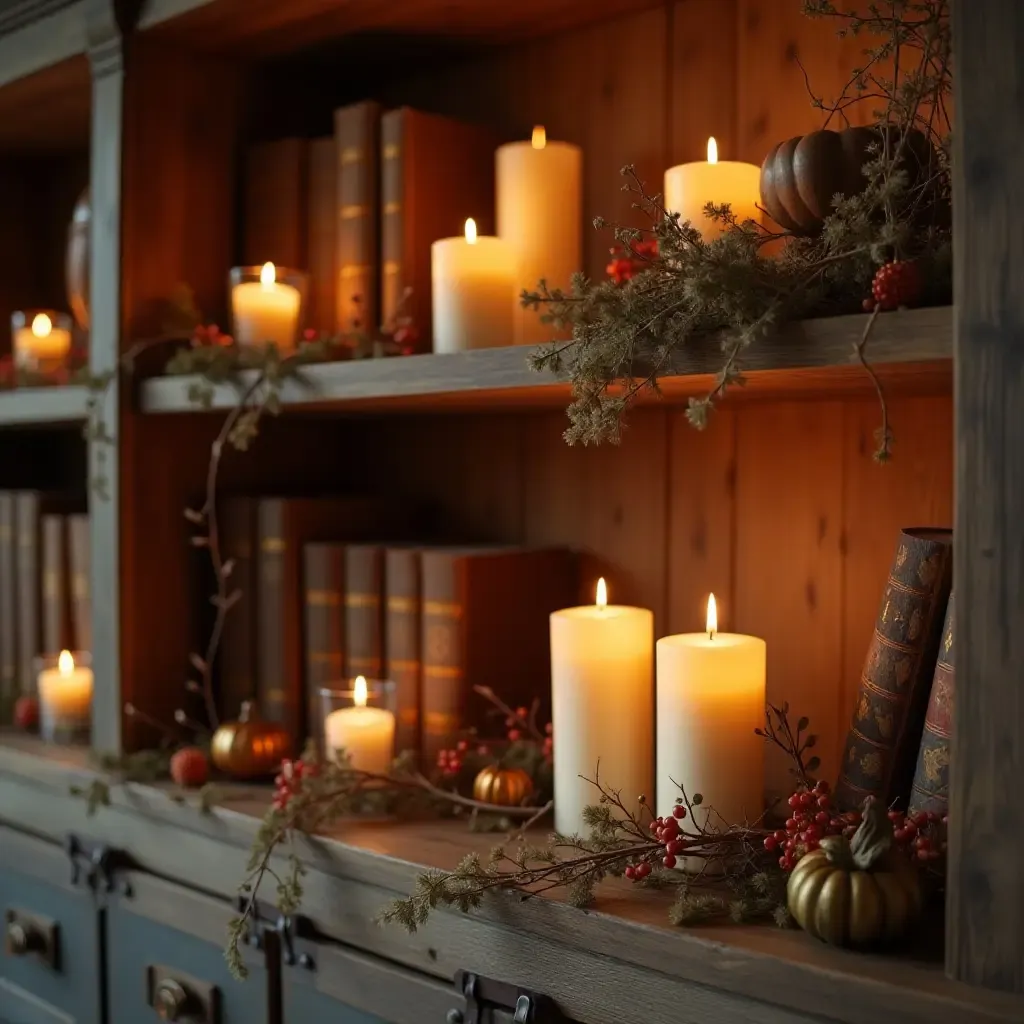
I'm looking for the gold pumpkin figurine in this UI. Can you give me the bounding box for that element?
[472,764,534,807]
[787,798,923,947]
[211,701,293,780]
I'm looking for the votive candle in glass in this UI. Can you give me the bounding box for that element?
[36,650,92,744]
[12,311,73,373]
[320,677,396,776]
[229,263,307,351]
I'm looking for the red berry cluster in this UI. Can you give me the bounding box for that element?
[606,239,659,285]
[436,739,490,776]
[888,808,947,862]
[392,323,420,355]
[191,323,234,348]
[765,781,859,871]
[273,758,319,811]
[625,803,688,880]
[863,259,922,313]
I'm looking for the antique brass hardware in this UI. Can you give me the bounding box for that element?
[146,965,220,1024]
[154,979,190,1020]
[64,833,131,894]
[4,907,59,969]
[451,970,563,1024]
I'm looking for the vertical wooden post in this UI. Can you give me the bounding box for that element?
[948,0,1024,993]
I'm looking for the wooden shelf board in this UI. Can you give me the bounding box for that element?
[140,307,952,417]
[0,384,89,426]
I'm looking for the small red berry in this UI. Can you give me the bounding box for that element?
[456,740,468,753]
[814,811,829,826]
[13,695,39,731]
[624,865,636,880]
[785,817,798,832]
[665,839,684,856]
[773,830,787,844]
[871,260,922,312]
[660,817,679,839]
[814,780,830,795]
[788,794,801,809]
[662,854,677,869]
[779,856,790,870]
[888,809,903,822]
[507,729,521,742]
[170,747,209,788]
[798,792,813,808]
[817,795,831,809]
[764,835,779,852]
[912,811,929,827]
[804,824,821,842]
[635,862,652,879]
[672,804,686,819]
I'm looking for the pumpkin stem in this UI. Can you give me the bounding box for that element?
[819,835,857,870]
[849,797,893,871]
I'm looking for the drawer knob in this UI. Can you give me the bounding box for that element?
[446,1011,464,1024]
[154,979,191,1021]
[6,921,38,957]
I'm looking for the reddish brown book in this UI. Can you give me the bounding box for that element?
[307,136,337,334]
[41,514,73,655]
[385,547,421,757]
[302,542,345,746]
[380,108,496,350]
[67,513,90,652]
[244,138,309,268]
[344,544,385,681]
[218,497,257,721]
[0,494,16,715]
[419,546,576,761]
[335,101,382,334]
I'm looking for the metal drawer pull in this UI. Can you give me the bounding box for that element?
[451,970,563,1024]
[4,908,59,969]
[146,965,220,1024]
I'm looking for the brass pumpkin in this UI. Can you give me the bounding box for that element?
[787,800,922,947]
[472,765,534,807]
[66,188,90,330]
[211,701,293,780]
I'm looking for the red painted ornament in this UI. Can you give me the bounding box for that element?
[170,746,209,788]
[13,695,39,732]
[870,260,922,311]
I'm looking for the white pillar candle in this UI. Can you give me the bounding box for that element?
[323,676,396,775]
[38,650,93,742]
[496,126,582,345]
[13,312,72,371]
[431,219,516,354]
[656,594,766,829]
[231,262,301,350]
[550,579,654,836]
[664,137,761,241]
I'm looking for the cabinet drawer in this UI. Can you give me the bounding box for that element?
[106,872,269,1024]
[0,826,101,1024]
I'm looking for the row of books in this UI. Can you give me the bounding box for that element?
[216,495,576,757]
[245,102,495,352]
[0,493,90,718]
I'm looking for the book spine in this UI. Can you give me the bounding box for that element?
[908,592,955,817]
[67,513,90,652]
[0,495,16,716]
[420,552,464,762]
[385,548,421,757]
[303,543,345,750]
[219,498,257,720]
[344,546,384,679]
[336,101,381,334]
[257,500,291,730]
[835,530,953,810]
[243,138,309,268]
[306,137,338,335]
[41,514,71,654]
[380,109,406,339]
[14,492,40,697]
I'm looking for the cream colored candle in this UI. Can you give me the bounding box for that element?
[550,579,654,836]
[656,595,766,829]
[323,676,396,775]
[496,126,582,345]
[13,312,72,371]
[664,137,761,240]
[38,650,93,742]
[231,262,301,349]
[431,219,516,353]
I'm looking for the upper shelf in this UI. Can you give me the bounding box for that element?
[0,384,89,427]
[140,306,953,418]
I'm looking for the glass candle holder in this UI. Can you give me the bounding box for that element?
[11,310,73,373]
[35,650,93,745]
[229,263,307,351]
[319,678,396,775]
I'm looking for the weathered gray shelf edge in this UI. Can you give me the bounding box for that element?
[0,736,1018,1024]
[0,383,90,426]
[0,0,85,90]
[139,305,953,416]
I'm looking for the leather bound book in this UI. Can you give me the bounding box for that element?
[834,528,953,811]
[344,544,385,680]
[244,138,309,268]
[0,494,16,714]
[420,546,576,761]
[380,108,497,351]
[306,136,337,335]
[302,542,345,746]
[67,513,91,652]
[218,497,257,721]
[908,592,955,817]
[41,514,73,655]
[335,101,382,334]
[385,547,421,757]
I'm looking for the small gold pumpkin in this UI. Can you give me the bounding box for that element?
[472,764,534,807]
[787,799,922,947]
[211,701,293,780]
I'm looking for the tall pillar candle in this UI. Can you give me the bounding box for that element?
[656,595,766,828]
[550,579,654,835]
[497,126,582,345]
[431,218,516,353]
[664,137,761,241]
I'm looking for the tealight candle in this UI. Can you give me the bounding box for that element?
[322,676,396,775]
[37,650,93,744]
[550,579,654,836]
[664,137,761,240]
[11,311,73,373]
[230,262,304,350]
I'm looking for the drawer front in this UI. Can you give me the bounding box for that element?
[106,873,269,1024]
[0,832,101,1024]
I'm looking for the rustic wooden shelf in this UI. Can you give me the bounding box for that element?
[0,1,86,96]
[139,306,952,417]
[0,384,89,427]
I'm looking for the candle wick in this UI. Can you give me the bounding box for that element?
[708,628,715,641]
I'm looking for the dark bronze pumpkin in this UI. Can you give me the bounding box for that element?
[472,765,534,807]
[66,188,90,330]
[211,701,293,779]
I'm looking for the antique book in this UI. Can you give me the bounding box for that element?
[419,546,576,761]
[385,546,421,757]
[834,528,953,811]
[302,542,345,746]
[218,497,258,721]
[67,513,91,652]
[306,136,338,334]
[908,592,955,817]
[344,544,385,680]
[380,107,496,350]
[335,100,381,334]
[41,514,73,655]
[243,138,309,268]
[0,494,16,714]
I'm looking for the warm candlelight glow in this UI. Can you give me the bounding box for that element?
[58,649,74,673]
[31,313,53,338]
[532,125,547,150]
[354,674,368,707]
[707,136,718,164]
[464,218,478,245]
[596,577,608,610]
[706,594,718,639]
[260,261,276,286]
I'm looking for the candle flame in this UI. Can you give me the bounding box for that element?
[706,594,718,639]
[532,125,547,150]
[464,218,478,245]
[595,577,608,610]
[707,136,718,165]
[58,650,74,674]
[31,313,53,338]
[354,675,368,707]
[260,262,276,286]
